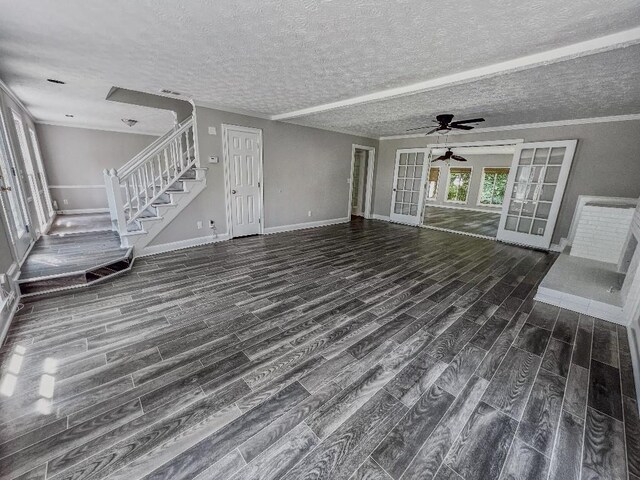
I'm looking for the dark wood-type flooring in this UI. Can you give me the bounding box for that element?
[423,206,501,238]
[0,219,637,479]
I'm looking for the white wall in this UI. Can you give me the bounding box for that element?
[373,120,640,244]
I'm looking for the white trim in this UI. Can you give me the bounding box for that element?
[272,28,640,121]
[0,78,35,123]
[549,238,568,253]
[424,203,502,214]
[263,217,350,234]
[535,286,626,325]
[35,121,165,137]
[56,208,109,214]
[348,144,376,219]
[0,295,20,347]
[193,100,273,120]
[420,223,495,241]
[424,139,524,148]
[49,184,106,189]
[139,233,231,257]
[380,114,640,140]
[372,214,390,221]
[444,165,473,204]
[221,124,265,239]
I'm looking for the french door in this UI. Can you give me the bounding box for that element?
[0,117,31,260]
[497,140,577,249]
[390,148,429,225]
[223,125,263,237]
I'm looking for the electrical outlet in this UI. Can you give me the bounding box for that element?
[196,221,203,229]
[308,211,312,217]
[208,126,217,135]
[63,199,68,205]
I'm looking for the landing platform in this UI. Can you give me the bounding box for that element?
[18,214,133,296]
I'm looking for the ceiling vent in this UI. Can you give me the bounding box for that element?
[121,118,138,127]
[160,89,181,96]
[47,78,66,84]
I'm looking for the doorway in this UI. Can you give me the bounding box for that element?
[222,124,264,238]
[349,145,375,219]
[347,144,376,218]
[421,145,515,238]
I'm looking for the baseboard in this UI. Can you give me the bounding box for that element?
[549,238,568,253]
[140,233,232,257]
[263,217,350,234]
[56,208,109,215]
[372,214,391,221]
[535,286,626,325]
[0,297,20,347]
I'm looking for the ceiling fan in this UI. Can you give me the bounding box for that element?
[433,147,467,162]
[407,113,485,135]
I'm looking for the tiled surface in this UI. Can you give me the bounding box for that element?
[0,219,637,479]
[423,206,501,238]
[48,213,113,236]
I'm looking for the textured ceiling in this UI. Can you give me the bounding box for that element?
[291,44,640,137]
[0,0,639,135]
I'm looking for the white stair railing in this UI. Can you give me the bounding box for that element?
[104,115,198,236]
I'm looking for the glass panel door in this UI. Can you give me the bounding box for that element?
[11,110,47,232]
[497,140,577,249]
[29,128,54,218]
[0,110,31,260]
[390,148,429,225]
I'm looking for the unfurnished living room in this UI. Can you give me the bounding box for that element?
[1,2,640,480]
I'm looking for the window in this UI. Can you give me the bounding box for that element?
[425,167,440,200]
[11,110,46,230]
[446,167,472,203]
[28,128,54,217]
[479,167,510,206]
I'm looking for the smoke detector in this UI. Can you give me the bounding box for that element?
[121,118,138,127]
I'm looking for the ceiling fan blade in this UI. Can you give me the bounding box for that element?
[451,125,474,130]
[406,124,437,132]
[433,155,448,162]
[451,155,467,161]
[424,127,440,135]
[450,117,485,125]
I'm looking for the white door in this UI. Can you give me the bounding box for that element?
[11,111,47,233]
[224,126,262,237]
[390,148,429,225]
[0,118,31,260]
[497,140,577,249]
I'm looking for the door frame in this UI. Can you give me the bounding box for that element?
[389,147,430,225]
[497,139,577,249]
[348,144,376,219]
[221,124,264,238]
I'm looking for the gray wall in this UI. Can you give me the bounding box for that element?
[424,153,512,211]
[151,105,378,245]
[36,124,157,211]
[373,120,640,244]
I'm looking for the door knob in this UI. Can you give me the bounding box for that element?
[231,189,237,194]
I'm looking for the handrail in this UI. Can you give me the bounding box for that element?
[117,117,193,178]
[104,114,199,237]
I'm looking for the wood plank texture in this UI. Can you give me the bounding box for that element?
[0,219,635,480]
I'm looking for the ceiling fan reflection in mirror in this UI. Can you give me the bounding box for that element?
[407,113,485,135]
[433,147,468,162]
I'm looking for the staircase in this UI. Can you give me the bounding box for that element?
[103,115,207,253]
[17,115,206,297]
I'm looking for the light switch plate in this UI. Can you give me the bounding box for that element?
[208,126,217,135]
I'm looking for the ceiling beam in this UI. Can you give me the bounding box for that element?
[271,26,640,121]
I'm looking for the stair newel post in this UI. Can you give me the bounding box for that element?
[103,169,117,231]
[123,177,132,220]
[106,169,127,237]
